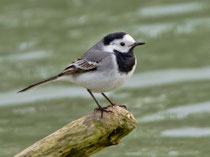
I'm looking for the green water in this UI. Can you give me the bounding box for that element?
[1,0,210,156]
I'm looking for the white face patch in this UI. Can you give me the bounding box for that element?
[103,34,136,53]
[123,34,136,44]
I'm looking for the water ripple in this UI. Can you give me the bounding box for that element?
[139,2,204,17]
[138,101,210,123]
[161,127,210,137]
[125,66,210,89]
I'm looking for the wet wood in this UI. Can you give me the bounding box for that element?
[15,105,137,157]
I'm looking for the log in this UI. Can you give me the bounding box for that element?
[15,105,137,157]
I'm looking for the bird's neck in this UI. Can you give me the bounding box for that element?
[114,49,136,74]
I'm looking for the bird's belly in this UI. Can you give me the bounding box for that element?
[71,68,135,93]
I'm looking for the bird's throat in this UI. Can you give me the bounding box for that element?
[114,50,136,74]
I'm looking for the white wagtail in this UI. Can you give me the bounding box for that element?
[18,32,145,116]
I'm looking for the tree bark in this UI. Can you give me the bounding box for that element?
[15,105,137,157]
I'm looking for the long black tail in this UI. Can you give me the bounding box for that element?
[18,75,59,93]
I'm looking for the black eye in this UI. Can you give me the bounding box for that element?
[120,42,125,46]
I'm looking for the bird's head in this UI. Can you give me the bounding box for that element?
[102,32,145,53]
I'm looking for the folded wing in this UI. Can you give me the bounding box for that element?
[60,58,98,75]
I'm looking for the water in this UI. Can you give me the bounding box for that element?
[138,101,210,123]
[125,66,210,89]
[139,2,204,17]
[161,127,210,138]
[0,51,49,62]
[0,0,210,157]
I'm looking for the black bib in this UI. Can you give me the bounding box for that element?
[114,50,136,73]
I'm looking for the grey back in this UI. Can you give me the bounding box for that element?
[82,40,112,62]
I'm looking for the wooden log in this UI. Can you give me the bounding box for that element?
[15,105,137,157]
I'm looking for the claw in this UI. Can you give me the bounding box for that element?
[94,107,113,118]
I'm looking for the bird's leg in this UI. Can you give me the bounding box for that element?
[101,93,116,106]
[87,89,102,108]
[87,89,113,118]
[101,93,127,109]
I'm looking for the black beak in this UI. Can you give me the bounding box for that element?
[132,42,145,47]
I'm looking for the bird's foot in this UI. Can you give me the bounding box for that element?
[110,103,116,106]
[94,106,113,118]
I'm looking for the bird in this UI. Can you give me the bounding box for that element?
[18,32,145,117]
